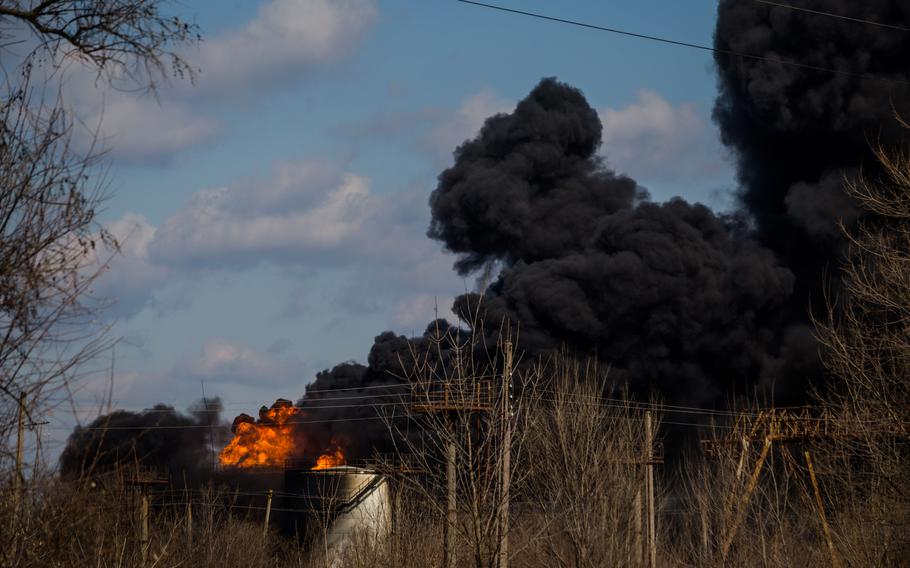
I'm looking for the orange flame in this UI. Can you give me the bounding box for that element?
[313,448,345,470]
[219,403,299,468]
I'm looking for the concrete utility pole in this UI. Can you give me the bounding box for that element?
[445,436,457,568]
[499,341,513,568]
[645,411,656,568]
[633,488,642,565]
[186,500,193,549]
[263,489,274,537]
[140,484,150,568]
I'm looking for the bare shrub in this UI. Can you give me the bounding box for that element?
[810,132,910,566]
[517,357,659,568]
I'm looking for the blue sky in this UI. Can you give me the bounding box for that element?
[47,0,737,448]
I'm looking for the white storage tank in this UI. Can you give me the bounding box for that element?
[284,465,391,564]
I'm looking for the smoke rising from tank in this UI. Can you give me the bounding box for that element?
[429,78,803,406]
[62,1,910,469]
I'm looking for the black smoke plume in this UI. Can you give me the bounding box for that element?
[293,321,470,462]
[714,0,910,263]
[65,1,910,468]
[60,399,224,481]
[430,78,802,406]
[313,0,910,413]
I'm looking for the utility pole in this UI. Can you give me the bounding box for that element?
[409,348,495,568]
[263,489,274,537]
[445,435,457,568]
[499,340,513,568]
[201,380,216,473]
[140,484,150,568]
[645,411,656,568]
[186,499,193,549]
[129,468,168,568]
[633,487,642,566]
[13,391,25,503]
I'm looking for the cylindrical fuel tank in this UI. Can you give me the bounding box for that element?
[284,465,391,562]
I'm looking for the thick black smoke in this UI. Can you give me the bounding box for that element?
[60,399,224,481]
[429,78,804,406]
[66,3,910,467]
[714,0,910,265]
[293,321,469,462]
[428,78,641,274]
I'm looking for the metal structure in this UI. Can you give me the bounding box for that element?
[701,407,903,457]
[407,343,510,568]
[284,465,391,567]
[409,378,495,414]
[125,466,168,568]
[699,407,856,567]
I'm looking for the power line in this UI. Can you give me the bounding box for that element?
[454,0,909,87]
[751,0,910,33]
[46,415,393,431]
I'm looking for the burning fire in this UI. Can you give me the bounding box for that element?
[219,401,300,468]
[219,399,346,470]
[313,448,345,470]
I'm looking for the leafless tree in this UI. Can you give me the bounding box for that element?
[517,357,660,568]
[0,0,198,473]
[0,0,199,89]
[811,127,910,564]
[380,315,542,568]
[0,72,112,462]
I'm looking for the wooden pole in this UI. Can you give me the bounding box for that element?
[445,436,457,568]
[140,484,150,568]
[645,411,656,568]
[805,451,841,568]
[499,340,512,568]
[263,489,274,537]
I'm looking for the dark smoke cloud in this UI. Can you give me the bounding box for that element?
[60,399,224,481]
[428,79,643,274]
[426,78,805,406]
[294,322,468,462]
[76,3,910,466]
[714,0,910,261]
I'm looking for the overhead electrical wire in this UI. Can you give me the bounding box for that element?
[751,0,910,33]
[60,388,775,419]
[51,393,887,432]
[453,0,909,86]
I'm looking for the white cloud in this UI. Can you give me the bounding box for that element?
[177,339,304,386]
[91,213,169,318]
[91,160,464,323]
[89,94,218,165]
[598,90,726,181]
[337,87,511,167]
[64,0,377,165]
[64,72,219,166]
[191,0,378,95]
[150,162,383,267]
[422,88,511,164]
